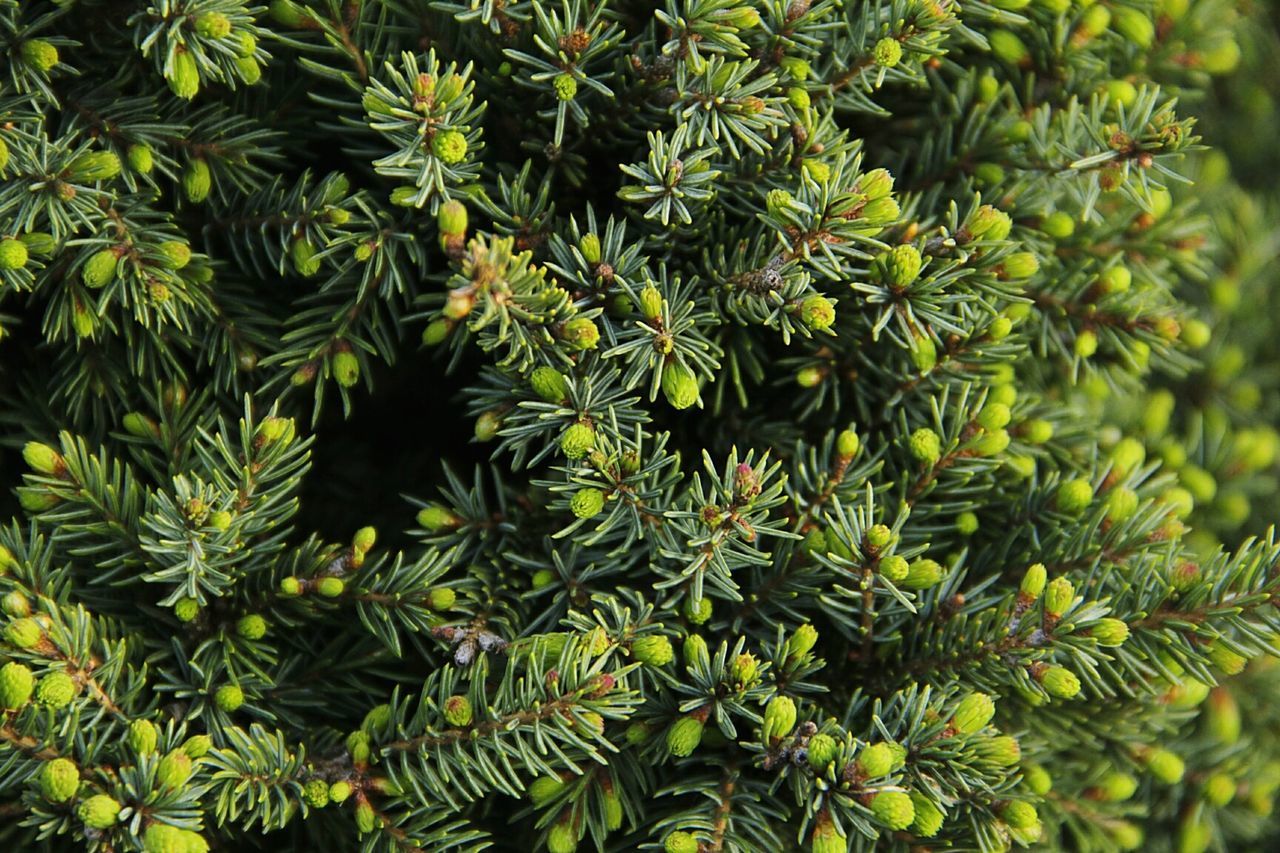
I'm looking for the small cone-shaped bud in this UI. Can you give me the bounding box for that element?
[870,790,915,830]
[40,758,80,803]
[79,794,122,829]
[762,696,797,742]
[667,715,705,756]
[953,692,996,734]
[169,48,200,100]
[662,360,700,410]
[632,634,674,666]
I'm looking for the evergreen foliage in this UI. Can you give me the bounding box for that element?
[0,0,1278,850]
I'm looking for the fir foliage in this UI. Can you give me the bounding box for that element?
[1,0,1279,851]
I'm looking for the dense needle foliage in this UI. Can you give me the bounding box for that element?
[1,0,1279,851]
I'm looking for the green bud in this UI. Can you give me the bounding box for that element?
[546,820,581,853]
[352,526,376,553]
[34,671,75,708]
[1098,265,1132,295]
[1,591,27,617]
[1000,800,1038,830]
[787,624,818,659]
[1042,211,1075,239]
[989,29,1029,65]
[571,488,605,519]
[346,729,371,764]
[156,749,193,788]
[82,248,119,287]
[552,73,578,101]
[1074,329,1098,358]
[798,295,835,331]
[860,168,894,200]
[980,735,1022,766]
[560,422,596,459]
[562,317,600,351]
[1056,478,1093,513]
[1022,419,1054,444]
[317,576,344,597]
[169,49,200,100]
[292,238,321,277]
[730,652,759,684]
[21,40,60,73]
[195,11,232,38]
[182,734,213,758]
[0,238,29,271]
[870,790,915,830]
[1180,464,1217,504]
[956,511,979,535]
[969,205,1013,240]
[438,199,468,235]
[1013,563,1044,596]
[664,831,699,853]
[686,594,716,622]
[953,692,995,734]
[328,780,353,802]
[909,427,942,464]
[443,694,473,726]
[910,333,937,373]
[977,402,1011,432]
[662,360,700,410]
[873,38,903,68]
[5,616,42,648]
[983,315,1013,338]
[432,130,468,164]
[1207,642,1248,676]
[1204,773,1236,807]
[862,195,900,226]
[667,715,705,756]
[174,597,199,623]
[762,696,797,742]
[632,634,674,666]
[418,504,462,533]
[1147,748,1185,784]
[129,719,160,754]
[857,742,894,777]
[1105,487,1139,523]
[236,614,267,640]
[1024,763,1052,795]
[903,558,944,590]
[184,159,212,203]
[1097,771,1138,802]
[79,794,122,829]
[302,778,330,808]
[18,232,57,256]
[880,554,909,583]
[1092,618,1130,647]
[236,55,263,85]
[1112,7,1154,48]
[910,791,945,837]
[429,587,456,610]
[1001,251,1040,279]
[40,757,80,803]
[422,318,451,346]
[865,524,893,549]
[1044,576,1074,618]
[807,733,839,770]
[157,241,192,270]
[529,775,565,806]
[836,429,860,458]
[810,819,846,853]
[214,684,244,711]
[1041,666,1081,699]
[355,801,377,833]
